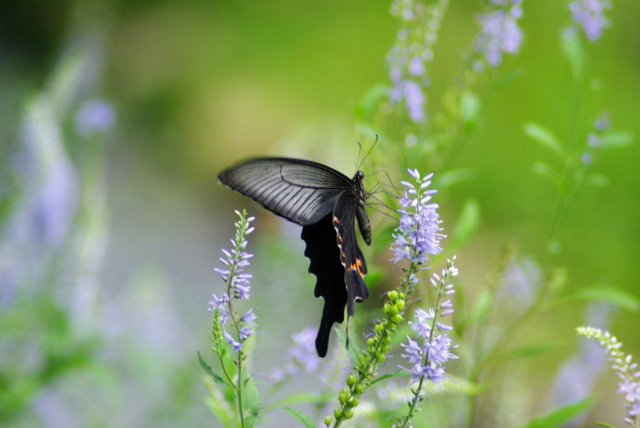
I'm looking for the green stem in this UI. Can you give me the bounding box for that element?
[398,261,449,428]
[237,360,245,428]
[398,376,425,428]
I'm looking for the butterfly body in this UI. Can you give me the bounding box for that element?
[218,158,370,357]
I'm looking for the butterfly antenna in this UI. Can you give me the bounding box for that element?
[368,197,397,221]
[357,134,379,171]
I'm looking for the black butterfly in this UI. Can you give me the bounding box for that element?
[218,158,371,357]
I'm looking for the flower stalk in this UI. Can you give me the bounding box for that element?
[577,327,640,428]
[207,209,258,428]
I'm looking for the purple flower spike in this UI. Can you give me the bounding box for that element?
[210,210,257,353]
[391,169,444,266]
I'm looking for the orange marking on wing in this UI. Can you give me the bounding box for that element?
[348,258,365,277]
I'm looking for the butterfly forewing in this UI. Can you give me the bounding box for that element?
[218,158,351,226]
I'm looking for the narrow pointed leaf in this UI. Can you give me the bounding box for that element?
[600,131,633,148]
[514,398,593,428]
[198,351,231,387]
[448,198,480,252]
[284,407,317,428]
[335,327,361,365]
[525,123,565,158]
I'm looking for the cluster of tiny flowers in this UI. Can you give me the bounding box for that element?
[582,111,611,165]
[400,258,458,384]
[387,0,449,122]
[208,210,257,352]
[569,0,611,41]
[391,169,444,266]
[577,326,640,426]
[271,327,320,382]
[474,0,524,69]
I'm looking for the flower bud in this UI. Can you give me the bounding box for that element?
[347,374,357,386]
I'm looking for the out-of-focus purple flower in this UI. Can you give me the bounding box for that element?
[391,169,444,266]
[582,111,612,165]
[15,103,79,249]
[387,0,448,123]
[569,0,611,41]
[474,0,524,68]
[209,210,256,352]
[594,111,611,132]
[400,259,458,384]
[289,327,321,373]
[270,327,323,383]
[75,100,116,136]
[499,256,541,311]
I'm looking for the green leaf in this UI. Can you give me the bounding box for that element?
[491,343,563,364]
[437,376,485,396]
[435,168,475,190]
[198,351,230,387]
[468,288,493,323]
[561,28,584,81]
[595,422,619,428]
[585,173,609,187]
[203,377,235,426]
[533,162,563,188]
[370,370,411,386]
[461,91,481,131]
[524,123,565,159]
[355,83,389,121]
[263,392,334,413]
[600,131,634,148]
[448,198,481,252]
[558,285,640,312]
[284,407,317,428]
[335,327,361,365]
[240,374,261,428]
[514,398,593,428]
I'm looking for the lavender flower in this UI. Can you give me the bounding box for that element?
[208,210,256,352]
[582,111,611,164]
[577,326,640,427]
[75,100,116,136]
[474,0,524,68]
[569,0,611,41]
[400,259,458,384]
[271,327,322,383]
[391,169,444,266]
[387,0,449,123]
[499,256,541,311]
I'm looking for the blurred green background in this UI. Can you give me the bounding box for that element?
[1,0,640,427]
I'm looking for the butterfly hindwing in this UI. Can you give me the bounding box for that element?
[332,192,369,317]
[301,214,347,358]
[218,158,351,226]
